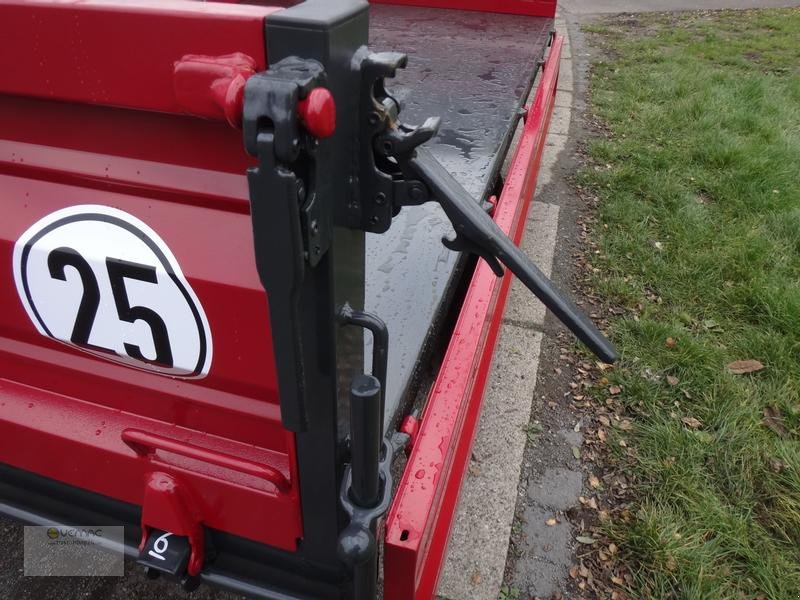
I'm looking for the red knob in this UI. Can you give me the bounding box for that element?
[298,87,336,139]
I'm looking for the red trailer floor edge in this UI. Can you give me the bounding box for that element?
[384,36,564,599]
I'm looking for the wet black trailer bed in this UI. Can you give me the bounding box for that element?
[365,5,554,425]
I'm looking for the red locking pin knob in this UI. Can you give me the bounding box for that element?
[298,87,336,139]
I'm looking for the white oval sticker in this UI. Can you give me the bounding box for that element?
[13,205,212,378]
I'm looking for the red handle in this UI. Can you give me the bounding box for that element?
[122,428,290,494]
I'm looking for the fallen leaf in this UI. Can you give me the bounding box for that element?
[569,565,579,579]
[576,536,596,545]
[598,415,611,427]
[619,439,628,447]
[619,419,633,431]
[665,337,677,348]
[470,569,482,585]
[589,474,601,489]
[763,406,789,439]
[681,416,702,429]
[666,375,679,386]
[608,542,618,554]
[572,446,581,459]
[546,517,557,526]
[598,428,608,442]
[769,458,787,473]
[609,385,622,395]
[693,430,714,443]
[666,557,677,571]
[726,359,764,375]
[611,575,624,585]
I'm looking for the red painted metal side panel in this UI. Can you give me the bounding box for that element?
[370,0,556,17]
[1,377,301,547]
[0,0,279,117]
[0,1,303,551]
[384,35,563,600]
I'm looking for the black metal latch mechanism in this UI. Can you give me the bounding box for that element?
[243,50,616,431]
[354,52,619,364]
[243,57,333,431]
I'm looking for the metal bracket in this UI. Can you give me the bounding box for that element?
[338,303,389,438]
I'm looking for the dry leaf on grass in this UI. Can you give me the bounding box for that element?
[681,416,702,429]
[769,458,787,473]
[666,375,679,386]
[726,359,764,375]
[609,385,622,395]
[763,406,789,439]
[546,517,557,526]
[576,535,596,545]
[665,337,677,348]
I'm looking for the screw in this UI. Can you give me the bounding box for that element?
[310,219,319,234]
[374,192,386,205]
[370,216,379,226]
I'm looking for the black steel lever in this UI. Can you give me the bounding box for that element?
[358,49,617,363]
[406,146,619,364]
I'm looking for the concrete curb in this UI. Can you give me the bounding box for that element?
[436,19,573,600]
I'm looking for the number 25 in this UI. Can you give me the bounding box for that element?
[47,247,174,367]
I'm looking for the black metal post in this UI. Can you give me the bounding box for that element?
[349,374,381,508]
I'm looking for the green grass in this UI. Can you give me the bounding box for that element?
[581,8,800,599]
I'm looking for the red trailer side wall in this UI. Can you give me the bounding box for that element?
[0,0,303,551]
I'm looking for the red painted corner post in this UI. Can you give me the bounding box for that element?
[383,34,563,600]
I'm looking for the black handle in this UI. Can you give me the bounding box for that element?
[408,146,618,364]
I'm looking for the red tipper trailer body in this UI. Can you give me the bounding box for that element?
[0,0,615,598]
